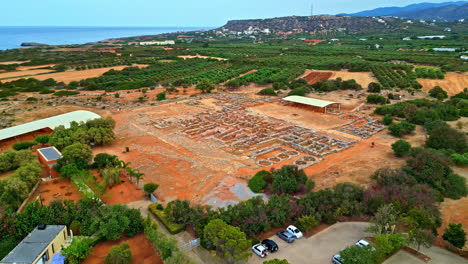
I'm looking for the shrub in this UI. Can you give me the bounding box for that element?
[391,140,411,157]
[12,141,37,150]
[157,91,166,100]
[428,86,448,99]
[148,204,184,234]
[368,82,382,93]
[388,122,415,137]
[144,183,159,196]
[62,237,94,264]
[426,125,467,153]
[34,134,50,145]
[105,243,132,264]
[383,114,393,125]
[442,223,467,249]
[53,90,80,96]
[367,94,388,105]
[272,165,307,194]
[297,215,318,231]
[248,170,270,193]
[288,87,309,96]
[258,88,277,96]
[340,244,377,264]
[451,153,468,166]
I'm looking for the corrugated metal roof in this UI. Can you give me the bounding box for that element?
[0,110,101,141]
[282,96,338,108]
[1,225,66,264]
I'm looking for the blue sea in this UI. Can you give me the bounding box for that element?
[0,26,211,50]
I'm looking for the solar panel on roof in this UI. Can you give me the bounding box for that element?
[38,147,62,161]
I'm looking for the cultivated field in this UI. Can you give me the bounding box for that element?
[0,69,54,80]
[418,73,468,96]
[300,70,377,87]
[1,64,148,84]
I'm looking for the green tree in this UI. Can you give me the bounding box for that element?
[297,215,318,231]
[60,164,81,178]
[368,82,382,93]
[157,92,166,100]
[248,170,269,193]
[93,153,118,169]
[101,168,121,187]
[62,237,94,264]
[105,243,132,264]
[388,122,415,137]
[391,140,411,157]
[272,165,307,194]
[367,204,398,235]
[408,228,435,252]
[126,167,144,186]
[12,141,37,151]
[61,142,93,169]
[428,86,448,99]
[34,134,50,146]
[442,223,466,249]
[203,219,251,263]
[340,245,377,264]
[196,79,215,93]
[144,182,159,197]
[383,114,393,125]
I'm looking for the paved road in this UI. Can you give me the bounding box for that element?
[248,222,371,264]
[384,246,468,264]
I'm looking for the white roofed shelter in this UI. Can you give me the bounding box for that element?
[282,96,341,113]
[0,110,101,141]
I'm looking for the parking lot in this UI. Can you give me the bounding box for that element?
[384,246,468,264]
[248,222,371,264]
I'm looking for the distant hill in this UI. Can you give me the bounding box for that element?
[217,15,462,36]
[342,1,468,21]
[397,3,468,21]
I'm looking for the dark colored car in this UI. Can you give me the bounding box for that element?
[262,239,279,252]
[276,230,295,243]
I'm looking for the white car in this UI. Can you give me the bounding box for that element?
[286,225,303,239]
[355,239,370,247]
[252,244,269,258]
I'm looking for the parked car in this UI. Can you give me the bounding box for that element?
[252,244,269,258]
[276,230,295,243]
[332,254,344,264]
[355,239,370,248]
[262,239,279,252]
[286,225,303,238]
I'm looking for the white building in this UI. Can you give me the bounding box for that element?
[417,35,445,39]
[139,40,175,46]
[433,48,456,52]
[460,55,468,60]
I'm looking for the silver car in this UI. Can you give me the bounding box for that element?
[276,230,295,243]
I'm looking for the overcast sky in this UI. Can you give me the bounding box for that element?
[0,0,453,27]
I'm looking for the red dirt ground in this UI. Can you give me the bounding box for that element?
[305,133,406,190]
[82,233,162,264]
[303,71,333,84]
[30,178,83,206]
[91,170,146,205]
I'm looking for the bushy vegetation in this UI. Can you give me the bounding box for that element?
[12,141,37,150]
[367,94,388,105]
[0,150,42,215]
[148,203,185,234]
[248,170,270,193]
[48,117,115,150]
[428,86,448,99]
[312,78,362,92]
[375,99,462,125]
[391,140,411,157]
[388,121,415,137]
[258,87,277,96]
[415,68,444,79]
[0,199,144,259]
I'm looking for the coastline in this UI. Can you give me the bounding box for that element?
[0,26,213,51]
